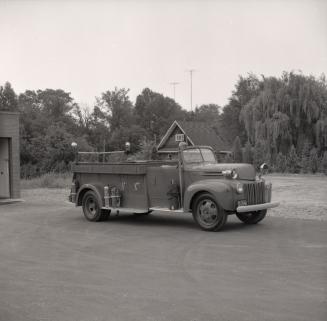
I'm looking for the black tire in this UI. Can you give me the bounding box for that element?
[192,193,227,231]
[82,191,110,222]
[236,210,267,224]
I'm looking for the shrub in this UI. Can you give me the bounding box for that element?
[134,139,157,160]
[286,145,300,173]
[320,151,327,175]
[309,148,319,173]
[275,152,287,172]
[301,140,311,173]
[21,172,71,189]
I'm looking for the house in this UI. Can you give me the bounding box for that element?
[0,111,20,200]
[156,120,230,160]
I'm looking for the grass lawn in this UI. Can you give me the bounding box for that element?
[267,174,327,221]
[20,172,72,189]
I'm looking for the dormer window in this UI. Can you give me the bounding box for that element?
[175,134,184,142]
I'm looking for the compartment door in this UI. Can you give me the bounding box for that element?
[120,174,148,210]
[146,166,179,208]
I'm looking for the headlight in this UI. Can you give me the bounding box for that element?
[231,169,238,179]
[236,183,243,194]
[222,169,238,179]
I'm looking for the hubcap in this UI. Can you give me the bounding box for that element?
[86,197,97,218]
[198,199,219,226]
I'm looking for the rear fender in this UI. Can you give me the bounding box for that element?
[183,180,234,212]
[76,184,103,207]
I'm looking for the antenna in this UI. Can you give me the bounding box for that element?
[186,69,196,111]
[169,82,179,101]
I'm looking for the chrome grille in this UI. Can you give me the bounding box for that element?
[244,181,265,205]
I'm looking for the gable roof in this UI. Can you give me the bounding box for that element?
[157,120,229,152]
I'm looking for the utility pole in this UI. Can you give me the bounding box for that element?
[169,82,179,101]
[187,69,196,112]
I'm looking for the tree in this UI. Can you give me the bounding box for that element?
[309,148,319,173]
[18,88,91,176]
[243,141,253,164]
[239,72,327,163]
[232,136,242,162]
[0,82,18,111]
[219,101,245,146]
[275,152,287,173]
[194,104,220,123]
[108,125,147,153]
[85,106,110,151]
[37,89,75,119]
[134,88,186,140]
[320,151,327,174]
[253,140,266,169]
[97,87,134,132]
[220,74,260,146]
[301,141,311,173]
[286,145,300,173]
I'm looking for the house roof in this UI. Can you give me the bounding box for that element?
[157,120,229,152]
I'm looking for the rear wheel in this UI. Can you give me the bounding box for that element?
[192,193,227,231]
[82,191,110,222]
[236,210,267,224]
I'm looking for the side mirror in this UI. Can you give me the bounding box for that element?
[259,163,269,176]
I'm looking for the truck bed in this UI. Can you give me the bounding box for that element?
[72,160,180,211]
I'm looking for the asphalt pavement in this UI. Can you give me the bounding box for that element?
[0,197,326,321]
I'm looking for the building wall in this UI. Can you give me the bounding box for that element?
[0,112,20,198]
[157,126,193,160]
[161,127,193,150]
[164,127,184,149]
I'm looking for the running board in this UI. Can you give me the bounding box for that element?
[101,207,148,214]
[101,206,185,214]
[149,207,184,213]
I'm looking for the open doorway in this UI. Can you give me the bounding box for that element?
[0,138,10,198]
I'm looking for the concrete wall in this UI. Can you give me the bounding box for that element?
[0,112,20,198]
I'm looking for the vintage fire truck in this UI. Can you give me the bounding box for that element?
[68,143,279,231]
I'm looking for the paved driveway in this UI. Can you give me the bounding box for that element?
[0,189,326,321]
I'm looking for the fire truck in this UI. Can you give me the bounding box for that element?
[69,142,279,231]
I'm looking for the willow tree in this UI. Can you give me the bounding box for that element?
[239,72,327,160]
[219,74,260,145]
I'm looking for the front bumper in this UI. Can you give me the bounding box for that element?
[236,201,279,213]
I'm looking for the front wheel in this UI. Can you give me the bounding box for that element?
[236,210,267,224]
[82,191,110,222]
[192,193,227,231]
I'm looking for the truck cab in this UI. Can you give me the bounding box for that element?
[69,144,279,231]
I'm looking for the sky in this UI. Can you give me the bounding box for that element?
[0,0,327,111]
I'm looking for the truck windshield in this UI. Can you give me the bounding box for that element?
[183,148,217,164]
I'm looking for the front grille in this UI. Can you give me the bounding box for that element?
[244,181,265,205]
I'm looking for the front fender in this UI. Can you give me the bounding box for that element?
[76,184,103,207]
[183,179,234,211]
